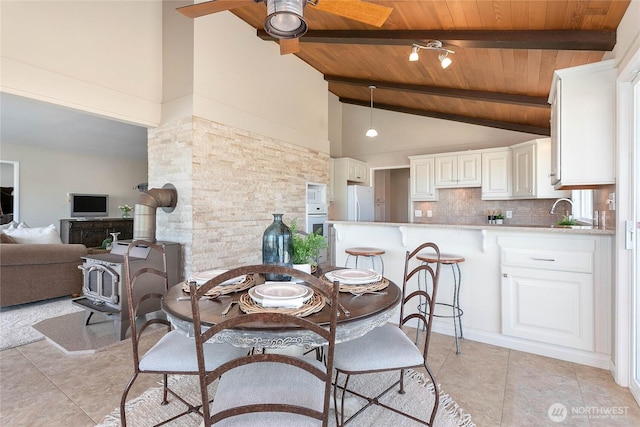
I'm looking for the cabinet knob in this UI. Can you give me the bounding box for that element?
[502,273,508,278]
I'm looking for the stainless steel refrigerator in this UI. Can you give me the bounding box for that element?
[347,185,374,221]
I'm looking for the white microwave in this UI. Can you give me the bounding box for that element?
[307,188,323,204]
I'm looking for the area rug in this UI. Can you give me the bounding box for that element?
[0,297,84,350]
[97,370,475,426]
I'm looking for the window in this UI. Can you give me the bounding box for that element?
[571,189,593,223]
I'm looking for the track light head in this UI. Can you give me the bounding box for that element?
[409,45,420,62]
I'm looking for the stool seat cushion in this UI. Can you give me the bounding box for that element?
[345,247,386,256]
[417,252,465,264]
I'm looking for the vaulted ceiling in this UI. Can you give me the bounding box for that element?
[216,0,631,136]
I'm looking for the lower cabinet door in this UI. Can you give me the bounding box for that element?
[501,266,594,351]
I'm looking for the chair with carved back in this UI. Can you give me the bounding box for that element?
[332,242,442,426]
[120,240,246,426]
[189,264,341,427]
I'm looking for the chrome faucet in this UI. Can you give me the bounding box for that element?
[549,198,574,215]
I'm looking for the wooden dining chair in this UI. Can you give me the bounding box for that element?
[189,264,341,427]
[332,242,442,426]
[120,240,246,427]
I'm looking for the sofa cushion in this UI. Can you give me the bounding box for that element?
[2,224,63,244]
[0,233,15,243]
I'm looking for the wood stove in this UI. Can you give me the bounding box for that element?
[73,240,181,340]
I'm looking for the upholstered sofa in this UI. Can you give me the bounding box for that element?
[1,233,87,307]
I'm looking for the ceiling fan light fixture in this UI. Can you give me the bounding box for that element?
[264,0,308,39]
[366,85,378,138]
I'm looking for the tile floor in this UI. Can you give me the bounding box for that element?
[1,325,639,426]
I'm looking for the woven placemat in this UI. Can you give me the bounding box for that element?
[181,275,255,297]
[238,292,325,317]
[321,275,389,294]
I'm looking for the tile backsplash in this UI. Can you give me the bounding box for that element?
[412,185,616,229]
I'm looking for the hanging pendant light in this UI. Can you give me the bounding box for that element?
[366,85,378,138]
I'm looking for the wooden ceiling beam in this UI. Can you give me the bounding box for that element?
[258,29,616,51]
[340,97,550,136]
[325,75,549,108]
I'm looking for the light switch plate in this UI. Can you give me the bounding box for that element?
[414,210,422,217]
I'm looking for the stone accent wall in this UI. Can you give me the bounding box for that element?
[148,116,330,278]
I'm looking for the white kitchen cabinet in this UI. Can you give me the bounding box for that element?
[409,155,438,201]
[434,152,481,188]
[347,158,368,183]
[333,157,368,185]
[512,138,570,199]
[548,60,615,189]
[499,236,595,351]
[481,148,512,200]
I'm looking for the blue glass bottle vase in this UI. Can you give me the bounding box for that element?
[262,213,293,281]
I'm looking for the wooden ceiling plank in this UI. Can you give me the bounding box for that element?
[177,0,255,19]
[258,29,617,51]
[545,0,569,28]
[526,50,544,94]
[325,75,549,107]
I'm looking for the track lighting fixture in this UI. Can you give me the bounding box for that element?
[409,40,455,68]
[365,85,378,138]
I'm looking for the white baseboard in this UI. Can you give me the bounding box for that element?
[431,323,611,370]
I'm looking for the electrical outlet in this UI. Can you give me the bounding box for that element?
[608,192,616,210]
[506,210,512,219]
[427,210,433,217]
[414,210,422,217]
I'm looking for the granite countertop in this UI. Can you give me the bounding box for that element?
[327,220,615,235]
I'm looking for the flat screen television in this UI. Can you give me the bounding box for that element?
[70,193,109,218]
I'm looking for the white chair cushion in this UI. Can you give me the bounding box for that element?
[210,360,326,426]
[139,330,246,372]
[333,324,424,372]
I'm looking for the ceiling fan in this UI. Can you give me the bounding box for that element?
[177,0,393,55]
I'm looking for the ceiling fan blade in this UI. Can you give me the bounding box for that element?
[280,38,300,55]
[312,0,392,27]
[177,0,256,19]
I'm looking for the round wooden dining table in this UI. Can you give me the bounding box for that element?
[162,271,401,349]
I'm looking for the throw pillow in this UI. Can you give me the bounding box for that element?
[0,221,18,230]
[2,224,63,244]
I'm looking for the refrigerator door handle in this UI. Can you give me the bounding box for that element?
[355,198,360,221]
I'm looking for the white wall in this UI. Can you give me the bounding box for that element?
[338,104,543,167]
[0,0,163,127]
[190,12,330,153]
[0,143,147,228]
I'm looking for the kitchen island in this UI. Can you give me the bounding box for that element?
[328,221,614,369]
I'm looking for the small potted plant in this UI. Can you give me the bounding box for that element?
[289,218,328,273]
[495,212,504,225]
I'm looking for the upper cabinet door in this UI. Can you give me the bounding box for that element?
[549,60,615,189]
[410,156,438,201]
[435,153,481,188]
[481,148,512,200]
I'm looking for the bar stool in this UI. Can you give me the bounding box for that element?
[344,247,385,275]
[417,252,465,354]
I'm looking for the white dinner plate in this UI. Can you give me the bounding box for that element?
[188,269,245,286]
[253,283,309,299]
[249,284,313,308]
[325,269,381,285]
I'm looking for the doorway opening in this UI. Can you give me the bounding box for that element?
[372,167,410,223]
